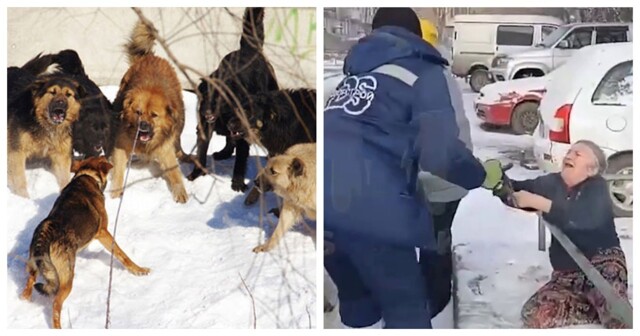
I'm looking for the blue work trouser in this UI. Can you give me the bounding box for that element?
[324,231,432,329]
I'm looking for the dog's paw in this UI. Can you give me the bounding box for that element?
[20,289,32,301]
[131,266,151,276]
[231,179,248,192]
[187,168,205,181]
[14,189,30,199]
[213,151,232,161]
[252,243,272,253]
[110,189,123,199]
[268,207,281,218]
[172,186,189,203]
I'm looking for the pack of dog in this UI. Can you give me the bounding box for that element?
[8,8,317,328]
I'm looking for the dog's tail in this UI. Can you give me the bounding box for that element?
[240,7,265,50]
[52,49,86,76]
[125,19,156,64]
[20,52,56,76]
[29,220,60,296]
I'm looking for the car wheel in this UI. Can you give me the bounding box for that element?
[607,154,633,218]
[510,102,540,135]
[469,69,491,93]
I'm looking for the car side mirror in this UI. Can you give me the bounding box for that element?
[557,40,569,49]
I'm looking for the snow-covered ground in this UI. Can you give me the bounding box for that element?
[323,75,633,328]
[6,87,316,329]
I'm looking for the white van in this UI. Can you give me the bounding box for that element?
[451,14,564,92]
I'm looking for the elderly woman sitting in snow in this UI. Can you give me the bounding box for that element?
[483,140,629,329]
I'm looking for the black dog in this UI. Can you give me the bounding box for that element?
[187,7,279,193]
[228,88,316,154]
[227,88,316,205]
[8,53,57,111]
[51,50,116,158]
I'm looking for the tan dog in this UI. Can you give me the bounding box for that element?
[8,74,84,198]
[20,156,150,329]
[110,19,188,203]
[253,143,316,253]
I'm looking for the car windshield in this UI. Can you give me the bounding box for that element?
[537,25,571,48]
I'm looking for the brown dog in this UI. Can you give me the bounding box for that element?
[253,143,316,253]
[20,156,150,329]
[8,74,85,198]
[110,19,188,203]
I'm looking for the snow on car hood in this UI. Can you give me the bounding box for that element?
[477,76,548,104]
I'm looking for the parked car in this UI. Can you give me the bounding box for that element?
[451,14,563,92]
[533,42,632,217]
[474,75,549,134]
[490,22,632,82]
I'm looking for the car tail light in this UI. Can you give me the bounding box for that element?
[548,104,572,144]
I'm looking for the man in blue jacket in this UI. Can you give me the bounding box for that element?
[324,8,486,328]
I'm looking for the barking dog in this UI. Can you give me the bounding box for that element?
[187,7,279,193]
[111,19,188,203]
[227,88,316,205]
[20,156,150,329]
[53,49,117,158]
[252,143,316,253]
[8,54,86,198]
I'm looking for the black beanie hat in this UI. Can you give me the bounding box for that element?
[371,8,422,37]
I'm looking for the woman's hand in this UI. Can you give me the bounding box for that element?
[512,190,552,212]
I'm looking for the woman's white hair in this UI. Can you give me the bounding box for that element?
[575,140,607,175]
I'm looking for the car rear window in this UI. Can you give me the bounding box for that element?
[592,60,632,106]
[496,25,534,46]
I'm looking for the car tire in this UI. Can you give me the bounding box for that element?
[510,102,540,135]
[469,68,491,93]
[606,153,633,218]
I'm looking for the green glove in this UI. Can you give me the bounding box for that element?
[482,159,504,190]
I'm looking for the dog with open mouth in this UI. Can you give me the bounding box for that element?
[187,7,280,193]
[8,53,85,198]
[51,49,117,159]
[110,19,188,203]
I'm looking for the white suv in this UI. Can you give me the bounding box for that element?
[534,42,632,217]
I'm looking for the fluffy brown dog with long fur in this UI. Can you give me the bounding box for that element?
[253,143,316,253]
[110,19,188,203]
[20,156,150,329]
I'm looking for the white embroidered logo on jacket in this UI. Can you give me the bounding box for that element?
[325,75,378,115]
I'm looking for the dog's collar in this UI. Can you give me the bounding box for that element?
[75,170,106,191]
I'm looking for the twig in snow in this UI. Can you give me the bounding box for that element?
[239,272,257,328]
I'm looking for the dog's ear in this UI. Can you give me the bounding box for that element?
[288,158,304,177]
[98,160,114,174]
[70,159,83,173]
